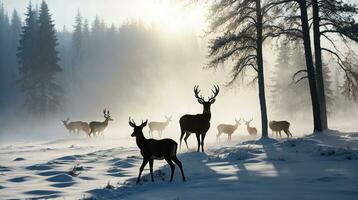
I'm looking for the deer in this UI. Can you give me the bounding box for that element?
[62,118,77,134]
[243,118,257,136]
[148,116,172,138]
[269,120,292,138]
[89,109,113,137]
[62,118,89,135]
[129,117,186,184]
[216,119,241,142]
[79,122,90,135]
[179,85,219,152]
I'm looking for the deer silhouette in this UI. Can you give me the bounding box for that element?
[129,117,186,183]
[148,116,172,138]
[62,118,90,135]
[89,109,113,137]
[179,85,219,152]
[243,118,257,136]
[269,120,292,138]
[217,119,241,142]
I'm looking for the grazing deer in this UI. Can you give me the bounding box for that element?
[62,118,89,135]
[148,116,172,138]
[179,85,219,152]
[129,117,186,184]
[269,120,292,138]
[217,119,241,142]
[243,118,257,136]
[89,109,113,137]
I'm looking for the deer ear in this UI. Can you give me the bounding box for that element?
[197,99,204,104]
[210,99,216,104]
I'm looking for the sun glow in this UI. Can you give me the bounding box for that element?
[136,0,208,35]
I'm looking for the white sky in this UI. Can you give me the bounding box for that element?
[1,0,208,33]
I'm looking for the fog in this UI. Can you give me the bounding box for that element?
[0,0,358,145]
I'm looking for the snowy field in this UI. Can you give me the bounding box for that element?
[1,130,358,200]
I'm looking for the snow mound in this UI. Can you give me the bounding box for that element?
[318,146,358,160]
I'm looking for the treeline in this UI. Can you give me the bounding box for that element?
[0,3,22,112]
[0,1,203,119]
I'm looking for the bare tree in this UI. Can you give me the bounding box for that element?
[208,0,274,137]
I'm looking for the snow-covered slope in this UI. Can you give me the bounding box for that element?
[1,131,358,199]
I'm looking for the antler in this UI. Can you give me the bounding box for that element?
[129,117,136,127]
[208,85,219,102]
[194,85,205,102]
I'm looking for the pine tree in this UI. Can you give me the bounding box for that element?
[17,1,62,116]
[269,42,291,114]
[17,2,39,114]
[0,2,9,108]
[70,10,83,91]
[36,0,62,114]
[269,41,311,118]
[322,63,334,114]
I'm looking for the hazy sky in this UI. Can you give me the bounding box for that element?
[1,0,207,32]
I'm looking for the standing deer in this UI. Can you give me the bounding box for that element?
[179,85,219,152]
[216,119,241,142]
[148,116,172,138]
[79,122,90,135]
[129,117,186,184]
[89,109,113,137]
[269,120,292,138]
[62,118,89,135]
[243,118,257,136]
[62,118,76,134]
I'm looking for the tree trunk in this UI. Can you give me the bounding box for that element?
[299,0,322,132]
[312,0,328,130]
[256,0,268,137]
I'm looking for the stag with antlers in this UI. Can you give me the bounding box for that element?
[179,85,219,152]
[89,109,113,137]
[148,116,172,138]
[129,117,186,183]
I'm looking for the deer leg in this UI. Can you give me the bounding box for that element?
[216,132,221,143]
[200,133,206,152]
[279,131,282,138]
[164,156,175,182]
[284,130,289,138]
[287,129,292,137]
[172,156,186,182]
[228,134,231,142]
[184,132,190,150]
[137,158,149,184]
[179,129,185,149]
[195,133,201,152]
[149,159,154,182]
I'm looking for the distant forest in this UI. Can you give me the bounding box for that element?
[0,1,203,118]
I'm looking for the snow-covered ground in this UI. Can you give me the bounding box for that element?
[1,130,358,199]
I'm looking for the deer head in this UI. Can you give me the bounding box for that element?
[62,118,69,125]
[103,109,113,121]
[243,118,253,126]
[235,118,241,126]
[129,117,148,137]
[165,116,172,122]
[194,85,219,114]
